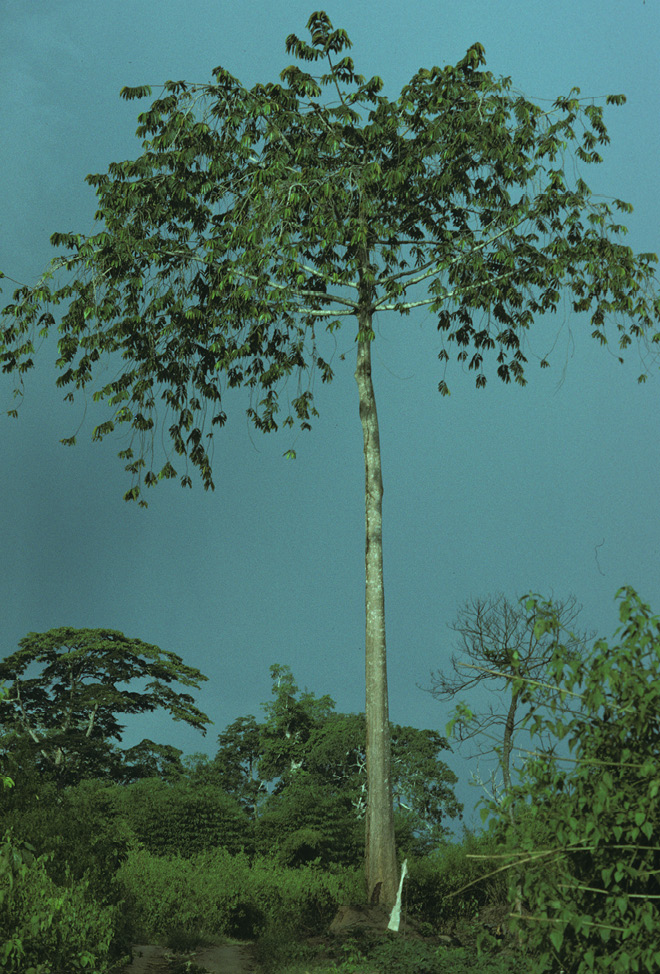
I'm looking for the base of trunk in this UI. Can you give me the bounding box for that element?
[329,903,391,938]
[328,903,431,941]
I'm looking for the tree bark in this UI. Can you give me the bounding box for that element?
[355,307,399,910]
[501,687,519,795]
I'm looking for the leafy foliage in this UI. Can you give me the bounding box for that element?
[0,688,14,792]
[260,663,337,783]
[1,759,133,971]
[268,939,521,974]
[481,587,660,973]
[120,738,186,782]
[405,830,508,926]
[254,770,362,866]
[1,13,657,503]
[0,626,210,785]
[365,937,519,974]
[204,664,461,862]
[0,830,119,973]
[116,844,363,942]
[110,777,252,857]
[209,714,264,814]
[1,778,132,910]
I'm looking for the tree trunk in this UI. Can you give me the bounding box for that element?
[355,308,399,910]
[501,687,519,795]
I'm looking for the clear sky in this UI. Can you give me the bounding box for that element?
[1,0,659,829]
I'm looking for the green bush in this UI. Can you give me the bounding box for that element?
[405,830,507,927]
[0,830,119,973]
[368,938,446,974]
[485,588,660,973]
[111,778,252,857]
[116,844,363,942]
[368,937,520,974]
[0,777,132,907]
[254,774,362,867]
[271,940,523,974]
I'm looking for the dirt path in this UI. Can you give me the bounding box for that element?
[121,941,257,974]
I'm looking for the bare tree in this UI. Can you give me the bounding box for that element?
[425,594,592,796]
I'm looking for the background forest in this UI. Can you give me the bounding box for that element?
[1,589,659,973]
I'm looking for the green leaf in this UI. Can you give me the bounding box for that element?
[615,896,627,916]
[120,85,153,100]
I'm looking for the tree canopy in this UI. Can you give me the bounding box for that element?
[1,12,657,504]
[0,627,210,786]
[199,664,462,860]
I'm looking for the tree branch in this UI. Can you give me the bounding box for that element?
[85,701,100,738]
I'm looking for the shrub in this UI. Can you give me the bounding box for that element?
[111,778,252,857]
[405,830,507,927]
[274,940,523,974]
[0,830,119,973]
[484,587,660,973]
[254,774,362,867]
[0,777,132,907]
[116,844,363,942]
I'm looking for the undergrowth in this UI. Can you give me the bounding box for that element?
[256,936,522,974]
[117,845,363,943]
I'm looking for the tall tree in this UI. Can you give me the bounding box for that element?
[0,627,210,786]
[427,593,590,796]
[1,12,658,904]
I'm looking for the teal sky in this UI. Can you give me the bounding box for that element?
[1,0,659,827]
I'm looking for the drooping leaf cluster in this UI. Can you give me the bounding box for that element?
[479,587,660,973]
[2,11,657,503]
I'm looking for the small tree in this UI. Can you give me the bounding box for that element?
[211,715,265,817]
[428,593,590,796]
[480,587,660,973]
[259,663,336,783]
[2,11,658,903]
[0,627,210,786]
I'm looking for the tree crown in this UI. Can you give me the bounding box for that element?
[0,627,210,785]
[1,10,657,503]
